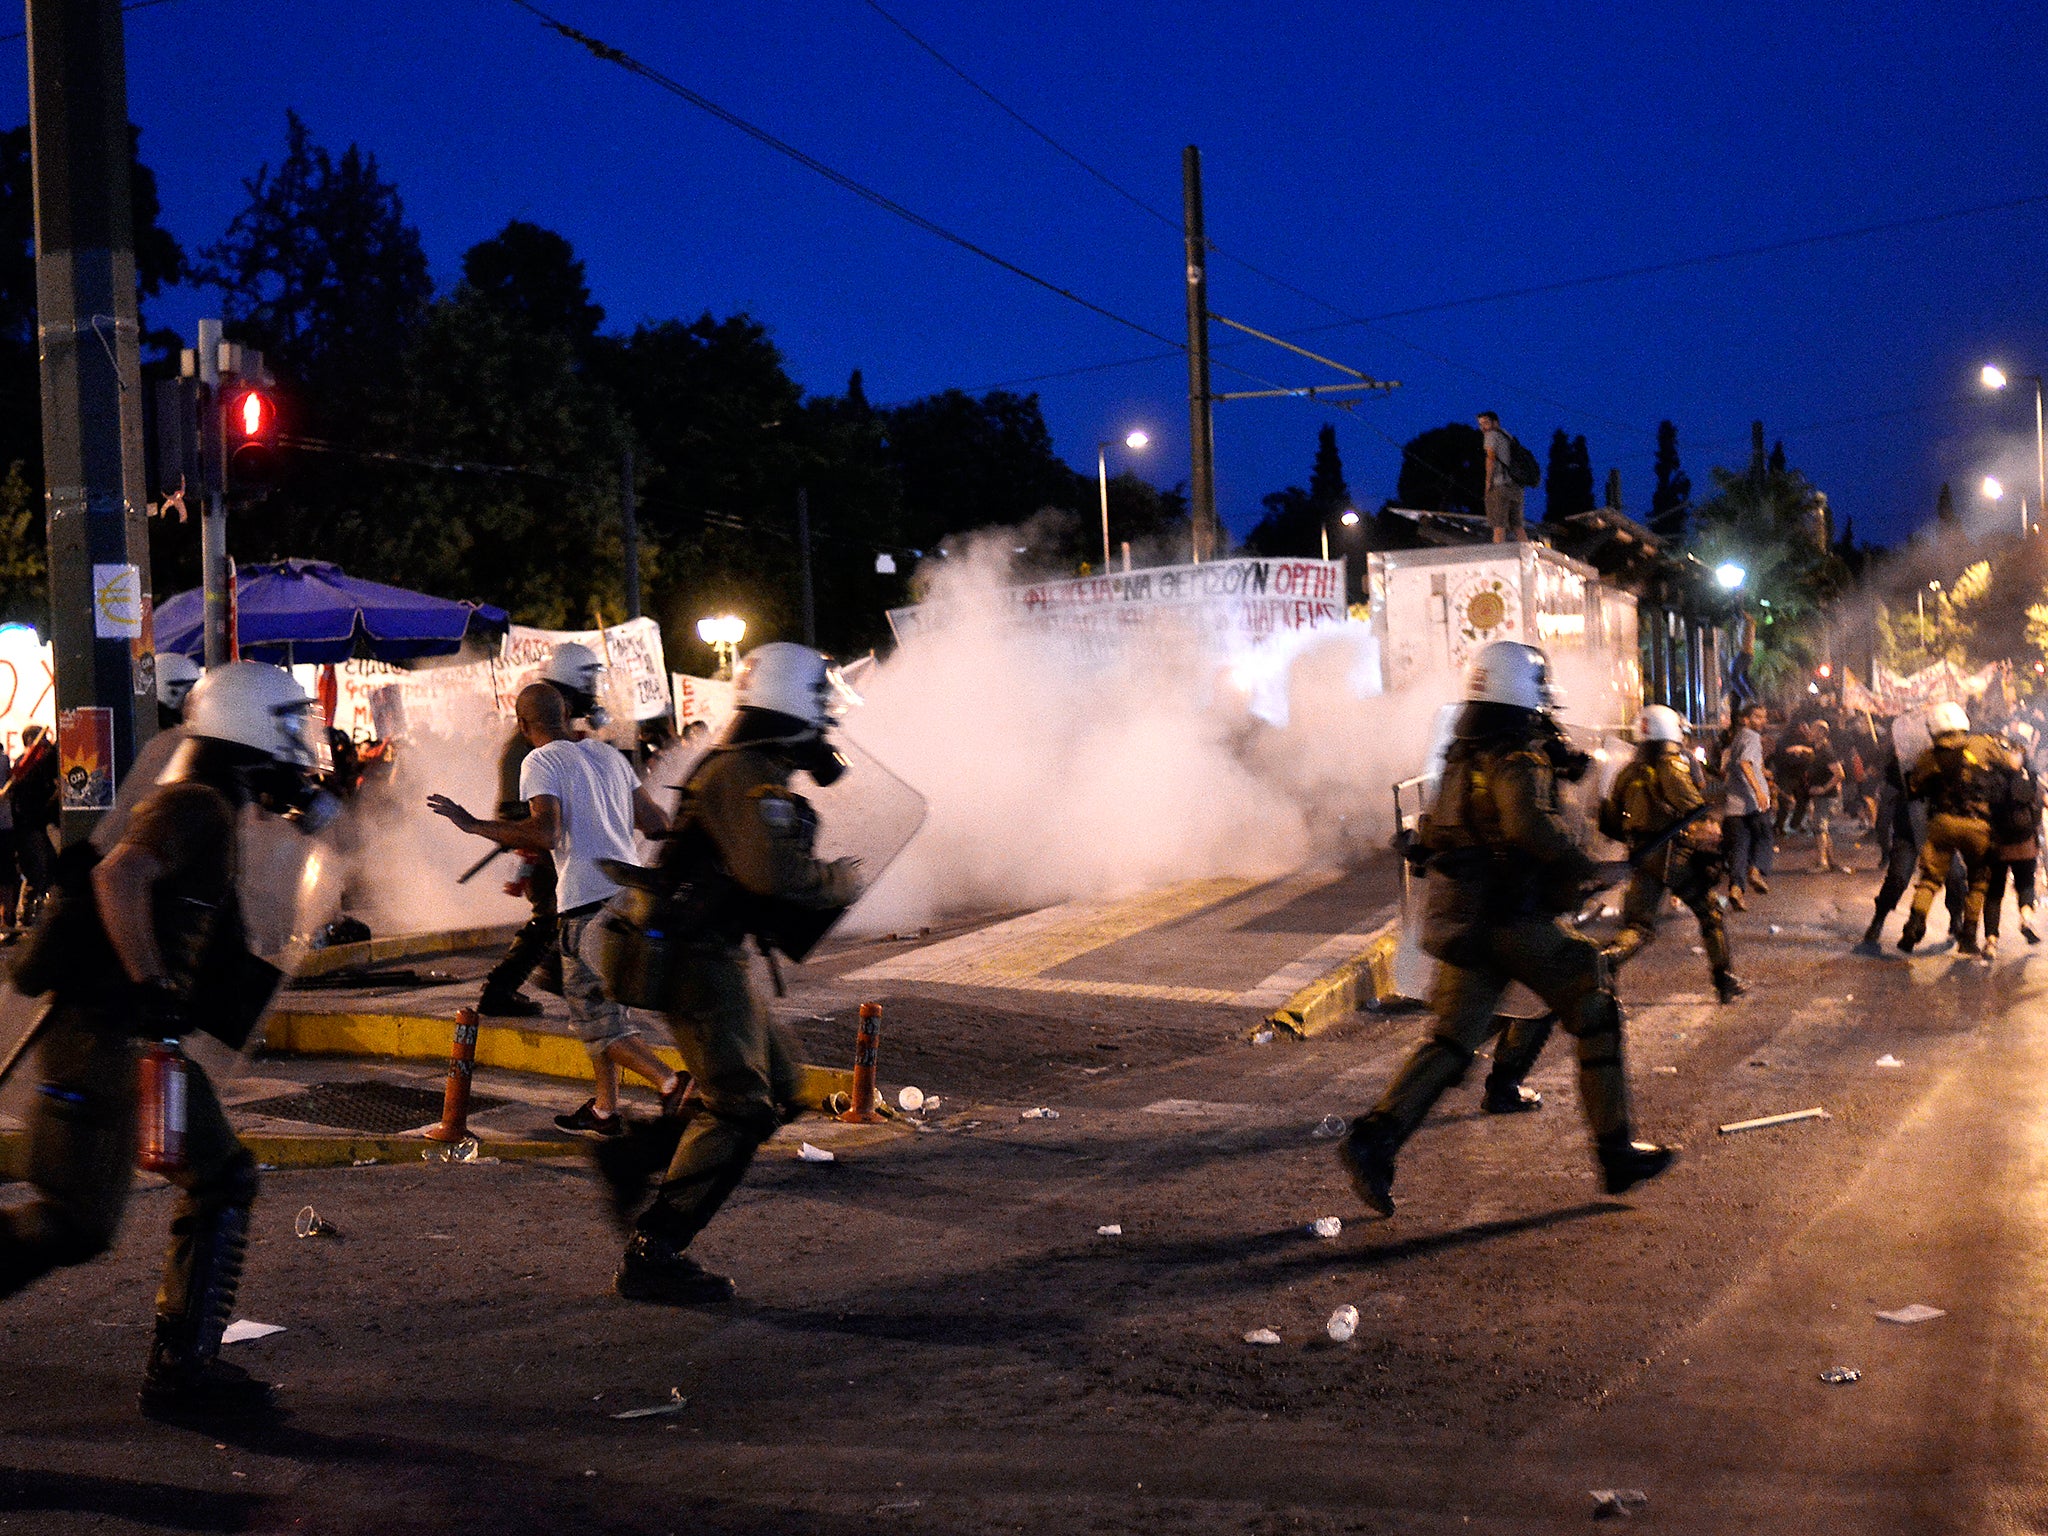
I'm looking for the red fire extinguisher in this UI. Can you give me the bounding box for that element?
[138,1039,189,1175]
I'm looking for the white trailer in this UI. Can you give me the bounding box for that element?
[1365,542,1643,732]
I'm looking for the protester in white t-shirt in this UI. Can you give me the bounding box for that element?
[429,683,683,1136]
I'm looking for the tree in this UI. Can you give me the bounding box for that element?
[1936,482,1958,525]
[462,220,604,348]
[1543,431,1594,521]
[880,388,1083,554]
[1307,424,1350,517]
[1691,421,1845,691]
[197,112,432,418]
[1393,422,1484,517]
[1604,467,1623,511]
[1649,420,1690,541]
[0,461,47,629]
[1246,425,1350,557]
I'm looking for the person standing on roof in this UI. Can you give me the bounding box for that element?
[1477,411,1528,544]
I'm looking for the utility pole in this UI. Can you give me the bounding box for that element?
[196,318,230,665]
[621,446,641,620]
[1182,145,1218,564]
[796,487,816,647]
[28,0,156,841]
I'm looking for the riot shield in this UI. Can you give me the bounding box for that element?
[1893,709,1932,772]
[792,730,929,953]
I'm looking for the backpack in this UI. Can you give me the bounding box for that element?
[1992,760,2042,846]
[1507,436,1542,489]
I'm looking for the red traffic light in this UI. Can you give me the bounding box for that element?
[223,386,281,487]
[226,387,276,441]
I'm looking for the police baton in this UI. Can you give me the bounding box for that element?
[457,846,508,885]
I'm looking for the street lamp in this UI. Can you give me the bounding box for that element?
[697,614,746,680]
[1097,429,1150,572]
[1320,508,1363,560]
[1979,363,2046,534]
[1714,562,1746,591]
[1983,475,2005,502]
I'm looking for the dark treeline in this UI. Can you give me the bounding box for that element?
[0,115,1191,667]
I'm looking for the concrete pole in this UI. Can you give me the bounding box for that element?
[197,318,230,666]
[1182,146,1218,564]
[28,0,156,839]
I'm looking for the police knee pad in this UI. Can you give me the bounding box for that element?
[1563,987,1624,1043]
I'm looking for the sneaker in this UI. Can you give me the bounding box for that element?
[2022,910,2041,945]
[1598,1139,1676,1196]
[614,1234,736,1305]
[1748,873,1771,895]
[1981,935,1999,961]
[478,988,543,1018]
[554,1098,625,1138]
[1337,1119,1397,1217]
[1726,887,1748,912]
[1481,1082,1543,1114]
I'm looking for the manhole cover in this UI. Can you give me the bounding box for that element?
[237,1081,507,1134]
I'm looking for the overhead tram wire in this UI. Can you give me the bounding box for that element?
[504,0,1187,356]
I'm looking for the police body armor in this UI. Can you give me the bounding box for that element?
[596,746,850,1010]
[1920,734,2010,821]
[1417,725,1590,967]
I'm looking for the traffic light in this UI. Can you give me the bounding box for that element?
[150,376,207,518]
[222,382,281,488]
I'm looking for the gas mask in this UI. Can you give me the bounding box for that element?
[246,760,344,835]
[1539,718,1594,783]
[796,734,849,787]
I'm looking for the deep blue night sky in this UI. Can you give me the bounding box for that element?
[11,0,2048,547]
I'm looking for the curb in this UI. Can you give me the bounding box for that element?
[297,924,522,978]
[0,1131,573,1176]
[1262,918,1403,1039]
[261,1009,863,1112]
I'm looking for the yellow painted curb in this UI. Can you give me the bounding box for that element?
[261,1009,863,1113]
[1262,920,1402,1040]
[296,923,522,978]
[0,1131,572,1177]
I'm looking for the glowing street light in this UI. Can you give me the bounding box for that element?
[1714,561,1746,591]
[1984,475,2005,501]
[1097,429,1152,572]
[697,614,746,680]
[1979,362,2045,534]
[1339,509,1361,526]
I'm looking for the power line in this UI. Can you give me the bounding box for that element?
[505,0,1186,354]
[857,0,1184,239]
[0,0,188,45]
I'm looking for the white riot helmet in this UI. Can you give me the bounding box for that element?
[734,642,837,731]
[1465,640,1559,713]
[544,640,603,698]
[182,660,319,768]
[1929,701,1971,738]
[2010,720,2038,748]
[156,652,202,714]
[1637,704,1686,743]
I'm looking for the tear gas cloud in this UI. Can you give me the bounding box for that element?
[343,731,527,935]
[833,537,1448,934]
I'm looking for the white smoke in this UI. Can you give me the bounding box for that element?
[834,538,1444,934]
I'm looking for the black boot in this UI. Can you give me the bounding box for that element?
[1897,912,1926,953]
[139,1193,274,1423]
[1337,1114,1398,1217]
[1855,911,1886,954]
[1713,969,1748,1005]
[1956,919,1981,956]
[1482,1081,1542,1113]
[1597,1133,1675,1196]
[477,986,543,1018]
[613,1231,736,1305]
[140,1334,276,1423]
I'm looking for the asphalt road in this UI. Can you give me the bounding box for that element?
[3,854,2045,1534]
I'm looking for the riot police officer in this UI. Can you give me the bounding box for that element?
[1600,704,1744,1004]
[0,662,337,1421]
[608,643,860,1303]
[1899,701,2012,954]
[1341,641,1673,1216]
